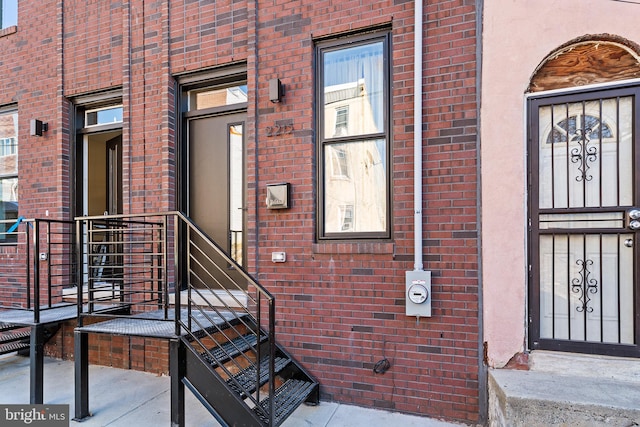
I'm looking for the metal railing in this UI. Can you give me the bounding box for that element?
[74,212,277,422]
[0,218,78,323]
[175,211,276,424]
[75,214,169,320]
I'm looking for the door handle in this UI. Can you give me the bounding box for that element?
[626,209,640,230]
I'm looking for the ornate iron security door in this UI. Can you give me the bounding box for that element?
[529,86,640,356]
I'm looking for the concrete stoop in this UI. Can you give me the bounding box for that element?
[488,351,640,427]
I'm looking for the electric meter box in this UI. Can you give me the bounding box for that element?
[405,270,432,317]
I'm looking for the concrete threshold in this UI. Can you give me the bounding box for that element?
[489,351,640,427]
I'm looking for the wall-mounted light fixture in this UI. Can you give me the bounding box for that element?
[30,119,48,137]
[269,78,284,103]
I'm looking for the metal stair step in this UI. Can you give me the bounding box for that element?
[253,378,317,426]
[227,355,291,397]
[200,333,267,367]
[0,329,30,344]
[0,341,30,356]
[0,322,20,333]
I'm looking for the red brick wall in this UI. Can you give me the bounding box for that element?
[0,0,480,424]
[45,320,170,374]
[63,0,124,94]
[0,0,66,222]
[247,0,479,424]
[169,0,249,72]
[0,1,68,299]
[124,1,175,215]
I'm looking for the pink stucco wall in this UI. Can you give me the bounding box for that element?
[481,0,640,367]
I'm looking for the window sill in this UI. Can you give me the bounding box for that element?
[0,26,17,38]
[312,241,394,255]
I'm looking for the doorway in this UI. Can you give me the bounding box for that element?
[528,85,640,357]
[185,108,247,291]
[188,112,246,267]
[83,131,122,216]
[178,77,248,295]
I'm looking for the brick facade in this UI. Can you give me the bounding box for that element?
[0,0,480,424]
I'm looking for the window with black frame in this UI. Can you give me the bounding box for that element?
[0,109,18,244]
[317,31,390,239]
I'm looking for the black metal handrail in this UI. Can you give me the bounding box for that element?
[75,213,168,321]
[0,218,78,323]
[173,211,276,424]
[74,211,278,424]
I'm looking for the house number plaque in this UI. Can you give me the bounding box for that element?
[265,120,293,137]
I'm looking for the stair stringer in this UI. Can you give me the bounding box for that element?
[182,337,266,427]
[178,329,320,427]
[272,342,320,406]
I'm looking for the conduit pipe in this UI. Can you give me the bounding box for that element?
[405,0,430,320]
[413,0,424,272]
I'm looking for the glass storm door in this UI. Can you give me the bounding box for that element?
[529,87,640,357]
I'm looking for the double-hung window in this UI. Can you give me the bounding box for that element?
[317,31,391,239]
[1,0,17,29]
[0,109,18,243]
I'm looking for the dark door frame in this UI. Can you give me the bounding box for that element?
[527,83,640,358]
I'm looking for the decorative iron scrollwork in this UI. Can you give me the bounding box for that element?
[570,127,598,182]
[571,258,598,313]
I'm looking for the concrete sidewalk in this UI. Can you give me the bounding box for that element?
[0,354,462,427]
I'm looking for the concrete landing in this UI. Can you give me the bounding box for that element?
[489,351,640,427]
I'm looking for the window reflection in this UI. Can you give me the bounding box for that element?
[190,86,248,111]
[320,37,388,236]
[229,124,244,265]
[323,42,384,138]
[324,140,386,234]
[0,110,18,243]
[85,106,123,126]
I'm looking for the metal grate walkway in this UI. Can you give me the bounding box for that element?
[0,304,80,326]
[76,309,239,338]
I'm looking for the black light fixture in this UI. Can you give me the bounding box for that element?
[30,119,48,137]
[269,78,284,103]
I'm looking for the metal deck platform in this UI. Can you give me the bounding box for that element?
[75,308,241,338]
[0,303,108,405]
[0,304,80,326]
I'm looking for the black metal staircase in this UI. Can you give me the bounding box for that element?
[0,322,30,355]
[176,312,319,427]
[73,212,319,427]
[178,327,318,426]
